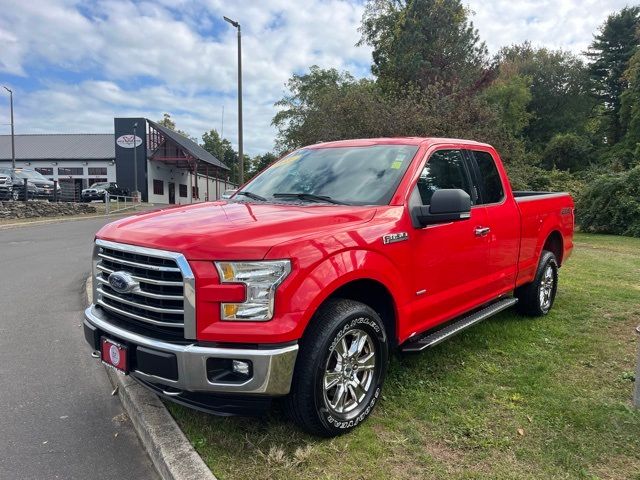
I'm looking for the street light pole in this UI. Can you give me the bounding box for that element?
[133,122,139,201]
[223,16,243,184]
[3,86,15,170]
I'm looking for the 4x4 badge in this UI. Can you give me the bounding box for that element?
[382,232,409,244]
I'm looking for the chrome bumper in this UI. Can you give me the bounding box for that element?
[84,305,298,396]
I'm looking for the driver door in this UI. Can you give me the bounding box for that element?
[409,148,492,335]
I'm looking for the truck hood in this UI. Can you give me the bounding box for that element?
[96,201,377,260]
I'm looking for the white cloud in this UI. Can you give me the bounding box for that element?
[466,0,631,55]
[0,0,631,155]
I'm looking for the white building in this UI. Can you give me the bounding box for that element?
[0,118,234,203]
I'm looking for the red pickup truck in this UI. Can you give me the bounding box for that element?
[84,137,574,436]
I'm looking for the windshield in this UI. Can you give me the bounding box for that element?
[238,145,419,205]
[90,183,110,189]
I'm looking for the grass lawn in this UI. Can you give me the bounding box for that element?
[169,233,640,480]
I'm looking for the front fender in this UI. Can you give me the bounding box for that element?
[286,249,411,338]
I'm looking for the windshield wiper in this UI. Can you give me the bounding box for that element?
[273,193,347,205]
[235,191,267,201]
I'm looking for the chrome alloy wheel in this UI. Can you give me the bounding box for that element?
[323,328,376,415]
[539,264,555,311]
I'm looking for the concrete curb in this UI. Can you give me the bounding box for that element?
[85,277,216,480]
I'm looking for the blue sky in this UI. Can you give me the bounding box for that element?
[0,0,631,155]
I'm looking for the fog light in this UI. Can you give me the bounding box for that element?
[206,358,253,383]
[232,360,250,376]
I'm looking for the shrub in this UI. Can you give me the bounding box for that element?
[576,166,640,237]
[540,133,591,172]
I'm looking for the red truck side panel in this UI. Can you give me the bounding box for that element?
[515,194,574,287]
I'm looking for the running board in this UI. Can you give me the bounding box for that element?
[401,297,518,352]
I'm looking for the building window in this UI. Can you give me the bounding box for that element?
[88,167,107,176]
[192,186,199,199]
[153,179,164,195]
[35,167,53,176]
[58,167,84,176]
[179,184,188,197]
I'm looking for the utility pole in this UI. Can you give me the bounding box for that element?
[223,16,243,184]
[3,86,15,170]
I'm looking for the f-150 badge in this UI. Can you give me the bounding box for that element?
[382,232,409,244]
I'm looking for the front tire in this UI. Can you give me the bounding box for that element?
[286,299,389,437]
[515,250,558,316]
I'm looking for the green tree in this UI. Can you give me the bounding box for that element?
[483,73,532,137]
[272,65,524,168]
[620,49,640,148]
[495,44,594,146]
[540,133,591,172]
[201,129,239,182]
[358,0,488,91]
[587,6,640,144]
[247,152,278,179]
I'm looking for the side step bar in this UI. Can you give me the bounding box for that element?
[401,297,518,352]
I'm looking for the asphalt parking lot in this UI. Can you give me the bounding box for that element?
[0,217,158,480]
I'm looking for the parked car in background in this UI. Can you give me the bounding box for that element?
[82,182,129,202]
[0,168,13,200]
[221,189,237,199]
[13,168,60,200]
[0,167,37,201]
[84,137,574,437]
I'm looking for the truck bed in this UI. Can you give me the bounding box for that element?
[513,191,574,286]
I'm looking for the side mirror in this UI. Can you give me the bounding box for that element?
[413,189,471,227]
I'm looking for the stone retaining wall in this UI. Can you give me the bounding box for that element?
[0,201,97,219]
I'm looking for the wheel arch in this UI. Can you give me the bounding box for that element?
[543,230,564,266]
[323,278,398,348]
[292,250,407,348]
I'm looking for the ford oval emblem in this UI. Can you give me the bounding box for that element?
[108,271,138,294]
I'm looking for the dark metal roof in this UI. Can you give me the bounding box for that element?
[0,134,115,160]
[146,120,229,170]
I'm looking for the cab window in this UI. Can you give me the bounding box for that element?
[472,150,504,204]
[416,150,473,205]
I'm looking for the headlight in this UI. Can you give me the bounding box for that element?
[214,260,291,321]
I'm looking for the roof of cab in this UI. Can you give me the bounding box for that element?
[306,137,492,149]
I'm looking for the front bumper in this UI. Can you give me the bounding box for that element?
[84,305,298,396]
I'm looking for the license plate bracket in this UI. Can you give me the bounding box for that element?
[101,337,129,374]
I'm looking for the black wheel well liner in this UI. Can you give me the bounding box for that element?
[543,230,564,266]
[320,279,398,348]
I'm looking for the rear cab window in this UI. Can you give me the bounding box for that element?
[469,150,505,205]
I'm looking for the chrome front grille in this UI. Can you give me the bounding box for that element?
[93,239,196,339]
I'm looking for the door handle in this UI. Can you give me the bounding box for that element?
[474,226,490,237]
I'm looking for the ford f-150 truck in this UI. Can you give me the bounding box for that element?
[84,137,574,437]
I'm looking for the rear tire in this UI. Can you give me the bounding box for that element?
[515,250,558,316]
[286,299,389,437]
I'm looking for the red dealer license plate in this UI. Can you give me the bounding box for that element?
[101,337,129,373]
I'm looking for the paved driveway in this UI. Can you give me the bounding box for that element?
[0,217,158,480]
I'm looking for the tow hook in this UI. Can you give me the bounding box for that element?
[91,351,100,358]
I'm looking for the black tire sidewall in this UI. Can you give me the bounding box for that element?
[536,252,558,315]
[311,307,388,434]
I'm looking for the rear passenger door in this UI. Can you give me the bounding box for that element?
[466,149,520,297]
